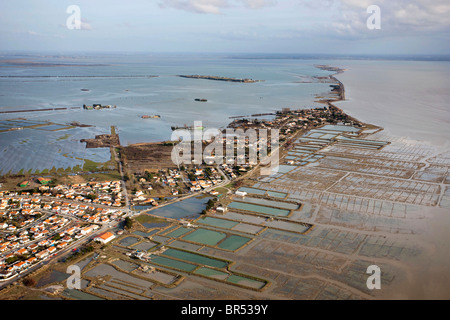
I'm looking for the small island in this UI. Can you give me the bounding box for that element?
[141,115,161,119]
[178,75,263,83]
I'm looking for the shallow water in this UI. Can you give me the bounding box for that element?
[145,196,212,220]
[149,255,197,272]
[228,201,291,217]
[0,53,335,173]
[197,216,239,229]
[62,288,103,300]
[182,228,227,246]
[36,270,69,288]
[118,236,140,247]
[162,248,228,268]
[334,60,450,147]
[217,235,252,251]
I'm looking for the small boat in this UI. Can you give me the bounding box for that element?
[142,115,161,119]
[194,98,207,102]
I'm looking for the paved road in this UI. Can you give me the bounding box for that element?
[112,147,131,212]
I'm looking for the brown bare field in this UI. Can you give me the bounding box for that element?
[119,143,175,174]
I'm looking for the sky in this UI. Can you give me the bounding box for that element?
[0,0,449,55]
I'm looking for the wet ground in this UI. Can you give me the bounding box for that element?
[25,125,449,300]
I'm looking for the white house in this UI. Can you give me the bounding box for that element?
[216,207,227,213]
[235,191,247,197]
[94,232,115,244]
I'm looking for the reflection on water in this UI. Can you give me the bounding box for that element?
[334,60,450,147]
[0,53,335,174]
[138,196,212,220]
[36,270,69,288]
[62,288,103,300]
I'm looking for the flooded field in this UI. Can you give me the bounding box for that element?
[133,230,159,237]
[162,248,228,269]
[194,267,228,280]
[149,255,197,272]
[237,187,287,199]
[235,196,299,210]
[182,228,227,246]
[165,226,192,238]
[143,196,212,220]
[197,216,239,229]
[228,201,291,217]
[133,268,178,285]
[62,289,103,300]
[197,216,265,235]
[36,270,70,288]
[118,236,140,247]
[193,267,267,290]
[111,259,139,272]
[217,235,252,251]
[132,241,157,251]
[0,123,110,175]
[26,124,448,300]
[75,255,94,271]
[42,123,446,301]
[84,263,155,300]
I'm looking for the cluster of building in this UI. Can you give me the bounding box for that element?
[0,181,126,281]
[159,169,182,194]
[188,167,222,192]
[50,181,123,207]
[220,163,252,180]
[134,167,224,203]
[0,214,72,279]
[0,212,120,280]
[136,169,181,194]
[227,106,361,144]
[0,215,119,280]
[275,106,361,130]
[132,191,159,206]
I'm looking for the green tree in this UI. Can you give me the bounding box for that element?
[206,199,215,210]
[5,256,19,264]
[124,217,133,229]
[87,193,97,200]
[52,234,62,241]
[23,277,37,287]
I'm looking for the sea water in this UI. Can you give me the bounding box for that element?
[1,53,449,173]
[333,60,450,147]
[0,53,334,173]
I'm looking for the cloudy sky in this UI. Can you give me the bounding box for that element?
[1,0,449,54]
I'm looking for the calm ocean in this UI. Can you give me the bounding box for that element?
[0,53,448,173]
[334,59,450,147]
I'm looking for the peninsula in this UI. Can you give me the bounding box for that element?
[1,65,445,302]
[178,75,263,83]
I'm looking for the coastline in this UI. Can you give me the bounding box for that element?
[1,62,449,300]
[314,65,380,131]
[330,61,450,147]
